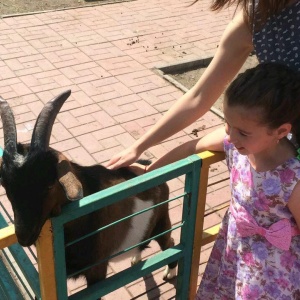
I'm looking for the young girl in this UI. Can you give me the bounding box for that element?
[131,62,300,299]
[197,63,300,300]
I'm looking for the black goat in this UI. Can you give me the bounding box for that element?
[0,90,177,292]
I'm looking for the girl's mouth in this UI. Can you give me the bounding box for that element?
[236,146,245,151]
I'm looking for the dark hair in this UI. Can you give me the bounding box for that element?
[225,63,300,144]
[210,0,289,26]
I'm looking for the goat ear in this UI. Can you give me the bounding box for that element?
[56,153,83,201]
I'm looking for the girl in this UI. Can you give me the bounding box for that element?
[106,0,300,170]
[197,63,300,300]
[132,62,300,299]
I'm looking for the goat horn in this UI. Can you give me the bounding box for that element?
[0,97,17,155]
[30,90,71,151]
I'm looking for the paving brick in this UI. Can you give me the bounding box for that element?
[51,138,81,152]
[12,103,33,115]
[135,113,162,129]
[16,26,57,42]
[67,146,97,165]
[42,48,92,69]
[13,111,36,125]
[93,144,125,164]
[56,111,81,129]
[100,99,125,116]
[99,136,120,150]
[206,186,231,209]
[19,70,73,93]
[78,76,116,97]
[0,80,32,99]
[121,120,146,139]
[0,65,16,80]
[3,14,44,28]
[115,132,137,148]
[60,63,111,85]
[15,124,34,144]
[70,103,100,117]
[113,109,145,124]
[77,133,105,153]
[92,124,126,141]
[1,43,39,60]
[112,93,141,105]
[92,110,117,127]
[69,121,103,136]
[168,178,185,197]
[51,122,73,142]
[36,10,75,24]
[70,89,94,106]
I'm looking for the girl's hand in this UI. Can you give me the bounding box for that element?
[105,146,141,170]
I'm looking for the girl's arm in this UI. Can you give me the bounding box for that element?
[287,182,300,229]
[106,10,253,170]
[129,126,226,175]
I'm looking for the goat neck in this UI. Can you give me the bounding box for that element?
[30,90,71,152]
[0,97,17,157]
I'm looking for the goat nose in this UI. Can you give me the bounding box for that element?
[15,227,38,247]
[16,233,32,247]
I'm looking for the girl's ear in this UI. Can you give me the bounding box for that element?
[276,123,292,139]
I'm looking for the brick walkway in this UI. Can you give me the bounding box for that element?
[0,0,234,299]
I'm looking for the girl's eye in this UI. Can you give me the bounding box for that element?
[239,131,248,137]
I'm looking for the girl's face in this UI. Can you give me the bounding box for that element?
[223,102,280,157]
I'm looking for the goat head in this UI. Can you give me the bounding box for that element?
[0,90,82,246]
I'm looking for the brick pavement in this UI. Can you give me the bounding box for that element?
[0,0,234,298]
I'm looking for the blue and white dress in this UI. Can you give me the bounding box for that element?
[253,0,300,71]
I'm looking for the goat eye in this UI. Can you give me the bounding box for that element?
[48,185,54,190]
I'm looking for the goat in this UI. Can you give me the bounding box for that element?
[0,90,177,293]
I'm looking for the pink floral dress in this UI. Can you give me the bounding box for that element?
[196,139,300,300]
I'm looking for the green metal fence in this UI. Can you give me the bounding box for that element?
[51,154,202,299]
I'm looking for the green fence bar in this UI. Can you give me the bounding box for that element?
[51,154,202,299]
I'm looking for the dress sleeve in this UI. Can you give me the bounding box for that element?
[223,136,235,172]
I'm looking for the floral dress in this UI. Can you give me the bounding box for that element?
[196,139,300,300]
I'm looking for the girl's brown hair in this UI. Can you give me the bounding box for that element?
[210,0,290,26]
[225,63,300,145]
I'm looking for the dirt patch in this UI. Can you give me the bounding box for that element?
[168,54,259,114]
[0,0,123,17]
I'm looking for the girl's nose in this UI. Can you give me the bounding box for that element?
[227,129,237,144]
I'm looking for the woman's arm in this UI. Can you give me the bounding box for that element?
[129,126,226,175]
[106,9,253,169]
